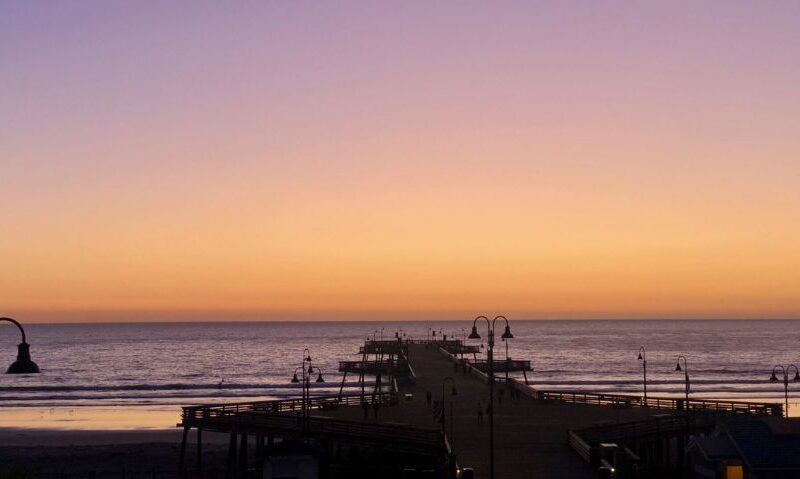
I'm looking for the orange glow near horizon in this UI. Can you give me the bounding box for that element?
[2,3,800,322]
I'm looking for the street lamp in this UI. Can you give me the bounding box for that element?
[637,347,647,405]
[468,315,513,479]
[675,355,689,409]
[289,348,324,432]
[770,364,799,418]
[2,317,40,374]
[441,376,457,449]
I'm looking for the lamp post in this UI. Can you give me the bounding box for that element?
[502,333,512,381]
[637,347,647,405]
[441,376,457,448]
[770,364,799,418]
[675,355,689,408]
[1,317,40,374]
[290,348,324,432]
[468,315,513,479]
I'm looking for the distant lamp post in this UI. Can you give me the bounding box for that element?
[675,355,690,409]
[441,376,457,449]
[770,364,799,418]
[2,318,40,374]
[637,347,647,404]
[468,315,513,479]
[289,348,324,432]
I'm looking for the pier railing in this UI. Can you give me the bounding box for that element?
[181,391,397,423]
[338,359,410,374]
[568,411,721,466]
[181,399,445,458]
[469,359,532,373]
[538,390,782,416]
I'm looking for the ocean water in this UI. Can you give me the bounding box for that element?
[1,320,798,410]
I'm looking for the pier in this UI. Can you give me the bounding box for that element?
[179,338,781,478]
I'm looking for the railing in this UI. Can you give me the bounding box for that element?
[185,407,444,454]
[363,339,403,346]
[405,339,463,347]
[181,391,397,424]
[538,390,781,416]
[568,430,592,462]
[469,359,532,373]
[338,360,409,374]
[360,340,406,354]
[574,412,719,444]
[568,411,720,465]
[359,345,403,355]
[440,343,480,354]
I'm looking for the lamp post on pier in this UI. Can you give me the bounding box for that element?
[637,347,647,405]
[441,377,457,449]
[468,315,513,479]
[290,348,324,432]
[675,355,690,408]
[770,364,799,418]
[1,317,40,374]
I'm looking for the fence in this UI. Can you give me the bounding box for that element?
[181,390,397,424]
[538,390,782,416]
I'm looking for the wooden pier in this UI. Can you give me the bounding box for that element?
[178,338,781,479]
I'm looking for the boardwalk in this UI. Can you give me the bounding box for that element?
[180,340,781,478]
[322,343,658,478]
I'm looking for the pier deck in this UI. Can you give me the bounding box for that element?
[322,343,658,478]
[181,340,781,478]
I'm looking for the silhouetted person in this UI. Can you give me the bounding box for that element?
[477,401,483,423]
[426,390,432,406]
[361,401,370,418]
[372,401,381,419]
[454,362,459,372]
[498,387,504,405]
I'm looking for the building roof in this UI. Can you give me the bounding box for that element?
[723,418,800,472]
[690,435,738,461]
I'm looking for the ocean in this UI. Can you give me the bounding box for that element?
[1,320,798,420]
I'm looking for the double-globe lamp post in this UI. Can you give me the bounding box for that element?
[290,348,324,432]
[468,315,513,479]
[770,364,799,418]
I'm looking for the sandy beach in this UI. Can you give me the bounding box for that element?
[0,428,231,477]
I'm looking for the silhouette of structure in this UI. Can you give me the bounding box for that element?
[468,315,513,479]
[769,364,799,418]
[1,317,40,374]
[178,322,784,479]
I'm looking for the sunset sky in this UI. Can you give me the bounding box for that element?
[2,2,799,322]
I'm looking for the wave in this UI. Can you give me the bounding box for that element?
[0,380,368,393]
[523,378,776,385]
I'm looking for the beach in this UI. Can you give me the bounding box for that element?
[0,428,233,477]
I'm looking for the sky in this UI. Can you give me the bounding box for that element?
[1,2,799,322]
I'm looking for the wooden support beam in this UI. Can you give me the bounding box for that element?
[238,434,248,478]
[178,426,189,474]
[196,427,202,471]
[226,433,237,478]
